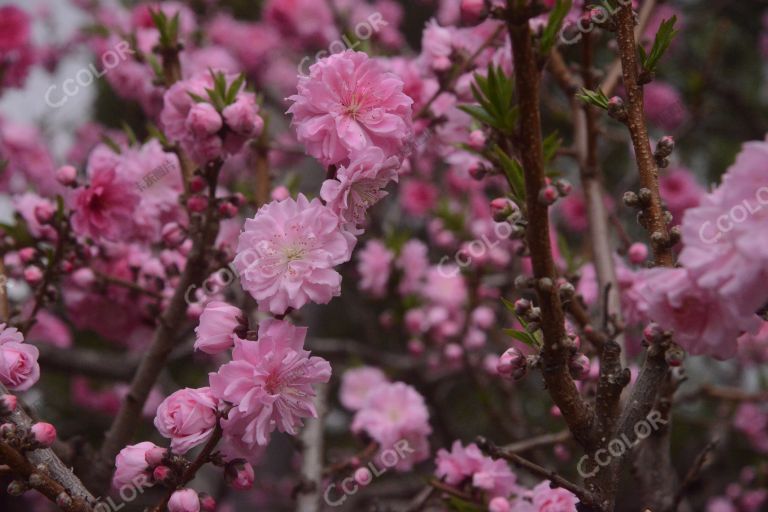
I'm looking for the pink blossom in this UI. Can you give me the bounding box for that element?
[635,268,761,359]
[351,382,432,471]
[154,387,219,454]
[222,94,264,136]
[421,19,454,71]
[194,301,244,355]
[738,322,768,365]
[287,50,413,167]
[0,324,39,392]
[168,489,200,512]
[400,180,438,216]
[209,319,331,449]
[424,266,468,310]
[320,147,400,228]
[71,166,141,243]
[263,0,338,46]
[733,403,768,454]
[435,441,517,499]
[27,311,72,349]
[680,141,768,316]
[643,81,688,132]
[0,6,30,52]
[530,480,579,511]
[356,239,394,298]
[659,167,703,224]
[339,366,389,410]
[113,442,159,489]
[397,239,429,295]
[233,194,353,315]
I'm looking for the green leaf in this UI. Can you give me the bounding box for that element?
[461,65,517,135]
[101,135,122,154]
[504,328,538,347]
[446,496,485,512]
[121,122,138,146]
[540,0,573,54]
[492,145,526,207]
[543,131,562,164]
[639,16,678,73]
[577,87,610,110]
[225,73,246,105]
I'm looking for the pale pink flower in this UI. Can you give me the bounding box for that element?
[168,489,200,512]
[659,167,703,224]
[13,193,57,240]
[531,480,579,511]
[27,311,72,349]
[424,266,468,310]
[733,403,768,454]
[680,141,768,316]
[635,268,761,359]
[356,239,394,298]
[351,382,432,470]
[263,0,338,46]
[0,324,39,391]
[397,239,429,295]
[209,319,331,449]
[738,322,768,365]
[154,387,219,454]
[113,442,159,489]
[435,441,517,499]
[233,194,353,315]
[707,497,737,512]
[194,301,244,355]
[421,19,454,71]
[339,366,389,411]
[320,147,400,227]
[71,166,141,242]
[287,50,413,167]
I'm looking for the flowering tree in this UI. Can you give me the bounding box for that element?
[0,1,766,511]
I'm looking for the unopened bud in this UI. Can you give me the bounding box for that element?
[497,347,527,380]
[468,129,486,149]
[623,191,639,207]
[187,195,209,213]
[554,179,572,197]
[56,492,73,509]
[513,298,531,315]
[55,165,78,186]
[569,354,591,380]
[199,492,216,512]
[0,394,17,416]
[637,188,652,205]
[152,465,172,483]
[643,322,664,344]
[190,175,207,193]
[145,446,167,467]
[607,96,627,120]
[218,201,239,218]
[665,345,685,367]
[30,422,57,448]
[538,185,559,206]
[490,198,518,222]
[225,459,255,490]
[656,136,675,158]
[628,242,648,264]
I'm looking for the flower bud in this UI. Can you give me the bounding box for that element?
[161,223,186,247]
[23,266,43,285]
[656,136,675,158]
[145,446,167,467]
[198,493,216,512]
[168,488,200,512]
[460,0,485,21]
[30,422,57,448]
[468,129,486,149]
[628,242,648,264]
[34,203,55,225]
[187,196,209,213]
[490,197,518,222]
[18,247,36,264]
[444,343,463,362]
[190,175,207,193]
[271,186,290,201]
[554,179,573,197]
[623,191,639,207]
[497,348,527,380]
[55,165,78,186]
[607,96,627,120]
[71,268,95,288]
[489,496,511,512]
[513,298,531,315]
[225,459,255,490]
[0,394,17,416]
[218,201,239,219]
[354,467,372,486]
[152,465,172,483]
[665,345,685,367]
[538,185,559,205]
[569,354,591,380]
[468,163,487,181]
[643,322,664,344]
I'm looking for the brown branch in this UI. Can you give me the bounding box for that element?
[506,5,593,448]
[499,429,571,453]
[89,161,223,494]
[671,439,718,512]
[296,383,328,512]
[0,383,96,508]
[479,437,598,507]
[0,440,92,512]
[614,3,673,267]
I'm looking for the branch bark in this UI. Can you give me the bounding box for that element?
[295,383,328,512]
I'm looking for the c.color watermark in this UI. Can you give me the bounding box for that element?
[559,0,633,45]
[437,222,515,277]
[45,40,134,109]
[577,410,667,478]
[698,185,768,244]
[298,12,388,76]
[93,474,153,512]
[323,440,414,507]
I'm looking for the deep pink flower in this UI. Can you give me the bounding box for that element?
[339,366,389,411]
[0,6,30,52]
[209,319,331,449]
[643,81,688,132]
[71,167,141,242]
[263,0,338,46]
[320,147,400,228]
[194,301,244,355]
[113,442,159,489]
[400,180,439,217]
[397,239,429,295]
[287,50,413,167]
[659,167,703,224]
[356,239,394,298]
[154,387,219,454]
[233,194,353,315]
[351,382,432,470]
